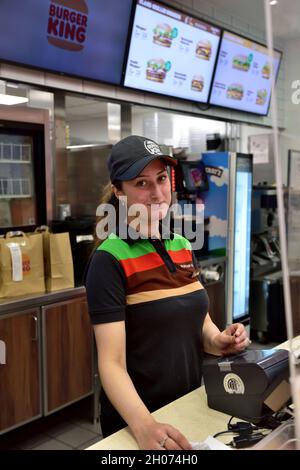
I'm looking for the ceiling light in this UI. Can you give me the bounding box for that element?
[269,0,278,5]
[66,144,103,150]
[0,80,29,105]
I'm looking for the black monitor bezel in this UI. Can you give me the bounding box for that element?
[208,28,283,117]
[0,0,135,87]
[121,0,222,106]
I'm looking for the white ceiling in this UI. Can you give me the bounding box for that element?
[205,0,265,31]
[205,0,300,39]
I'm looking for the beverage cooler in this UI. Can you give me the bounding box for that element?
[201,152,253,325]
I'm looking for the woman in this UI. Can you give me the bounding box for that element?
[85,135,249,450]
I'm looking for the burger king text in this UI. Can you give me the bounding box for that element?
[47,2,88,50]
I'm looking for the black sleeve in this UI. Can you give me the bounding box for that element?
[85,250,126,325]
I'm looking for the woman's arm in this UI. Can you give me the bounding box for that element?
[94,321,192,450]
[202,313,249,356]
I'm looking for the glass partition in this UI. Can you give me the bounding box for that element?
[264,0,300,449]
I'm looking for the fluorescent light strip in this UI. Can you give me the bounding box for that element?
[0,94,29,105]
[66,144,100,149]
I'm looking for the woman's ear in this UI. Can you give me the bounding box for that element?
[112,184,124,200]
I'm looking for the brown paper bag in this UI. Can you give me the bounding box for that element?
[0,231,45,298]
[35,226,74,292]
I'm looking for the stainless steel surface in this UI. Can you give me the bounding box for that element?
[250,273,286,342]
[0,286,86,316]
[107,103,121,143]
[67,145,111,216]
[54,92,67,216]
[121,103,132,139]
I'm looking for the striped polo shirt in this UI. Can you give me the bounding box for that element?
[85,230,209,428]
[99,232,203,307]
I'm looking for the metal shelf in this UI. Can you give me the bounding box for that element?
[0,143,31,163]
[0,178,31,197]
[0,160,31,164]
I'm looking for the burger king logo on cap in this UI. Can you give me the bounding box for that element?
[144,140,163,155]
[47,0,88,51]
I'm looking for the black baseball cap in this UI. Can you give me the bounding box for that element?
[108,135,177,182]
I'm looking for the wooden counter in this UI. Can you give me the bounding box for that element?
[0,285,95,435]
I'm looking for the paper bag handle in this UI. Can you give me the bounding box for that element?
[5,231,26,239]
[35,225,50,233]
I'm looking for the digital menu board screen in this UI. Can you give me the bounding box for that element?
[0,0,133,85]
[209,31,282,115]
[123,0,221,103]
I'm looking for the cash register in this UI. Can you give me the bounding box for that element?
[203,349,290,426]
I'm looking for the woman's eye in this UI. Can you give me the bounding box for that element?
[159,175,167,182]
[136,180,147,187]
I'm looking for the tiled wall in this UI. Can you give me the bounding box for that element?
[0,0,286,128]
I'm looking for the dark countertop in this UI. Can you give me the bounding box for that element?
[0,286,86,316]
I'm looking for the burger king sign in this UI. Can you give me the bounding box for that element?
[47,0,88,51]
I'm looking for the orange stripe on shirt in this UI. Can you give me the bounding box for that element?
[126,281,203,305]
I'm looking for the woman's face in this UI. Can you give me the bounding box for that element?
[115,159,172,223]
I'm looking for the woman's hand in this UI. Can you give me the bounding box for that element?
[212,323,250,356]
[133,420,192,450]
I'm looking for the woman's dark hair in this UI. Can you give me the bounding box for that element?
[94,180,122,248]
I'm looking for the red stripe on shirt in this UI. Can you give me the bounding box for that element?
[168,249,193,264]
[119,252,164,277]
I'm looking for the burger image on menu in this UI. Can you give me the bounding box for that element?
[146,58,171,83]
[191,75,204,92]
[256,88,268,105]
[232,54,253,72]
[153,23,174,47]
[262,62,271,79]
[226,83,244,100]
[195,40,212,60]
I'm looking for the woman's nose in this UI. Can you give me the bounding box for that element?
[150,185,161,200]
